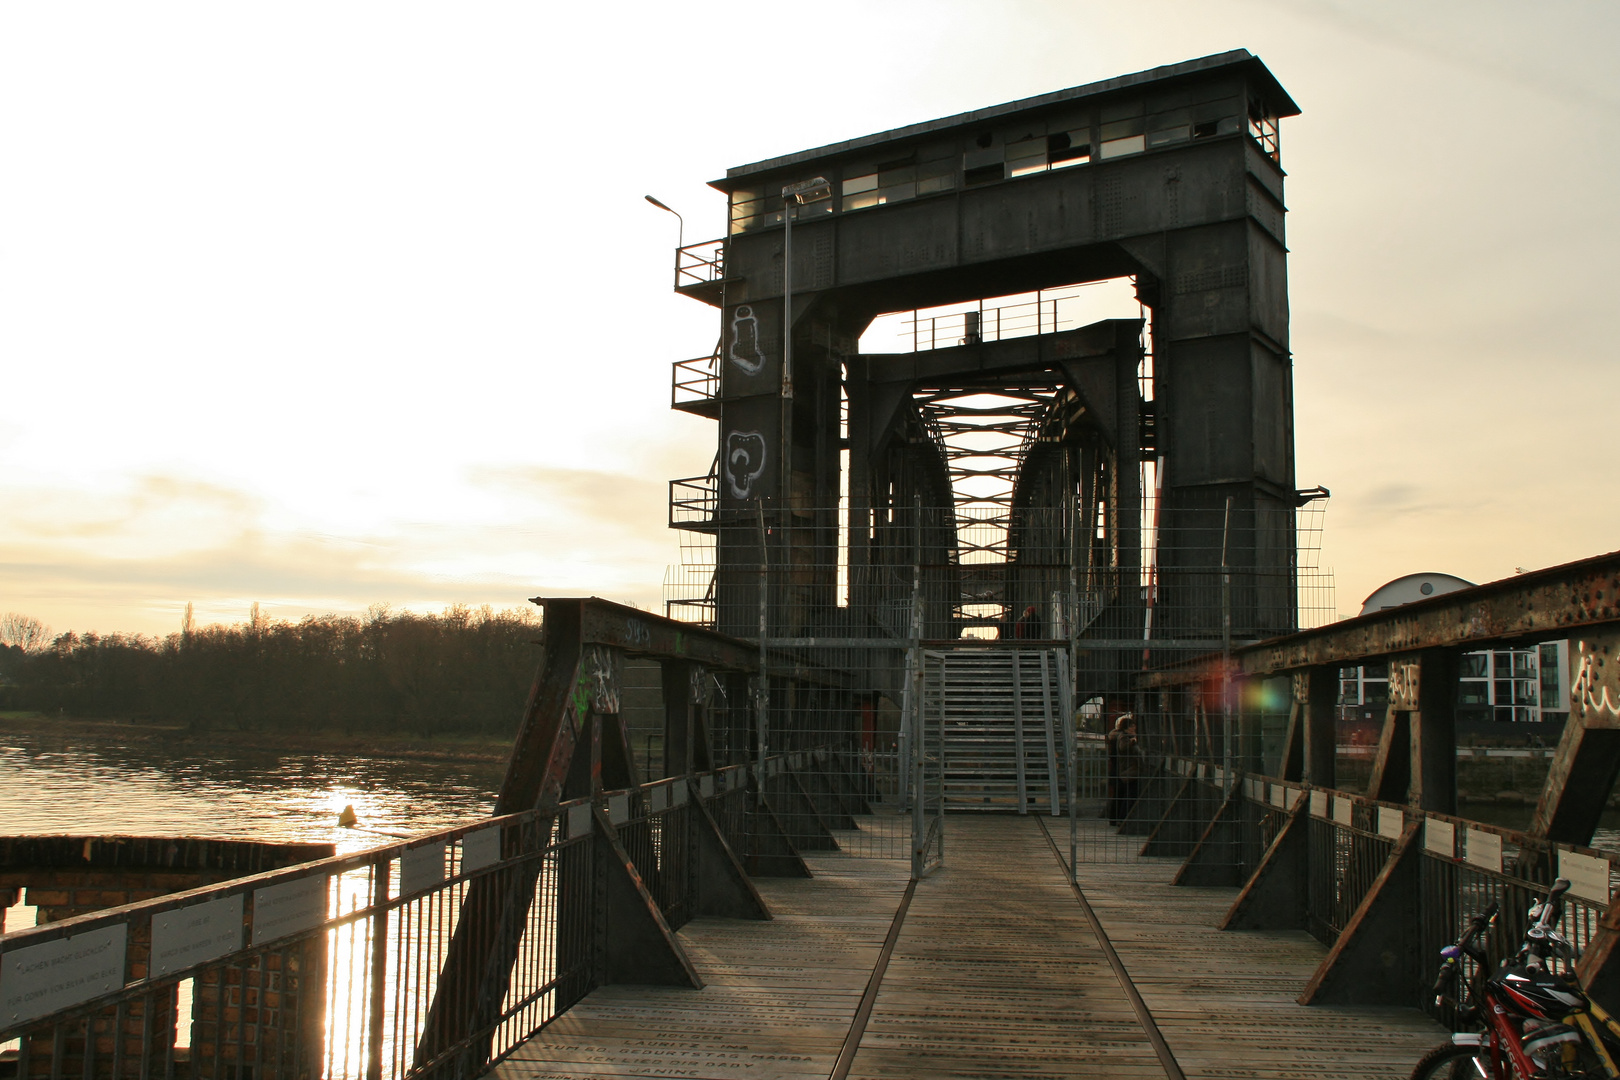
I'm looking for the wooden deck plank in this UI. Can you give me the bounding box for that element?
[493,850,912,1080]
[494,815,1448,1080]
[1063,818,1446,1080]
[846,816,1165,1079]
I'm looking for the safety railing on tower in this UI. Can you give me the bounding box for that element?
[668,461,718,532]
[670,353,720,416]
[674,240,725,292]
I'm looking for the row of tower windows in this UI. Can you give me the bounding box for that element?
[728,96,1277,236]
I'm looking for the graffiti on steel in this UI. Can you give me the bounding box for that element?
[1571,635,1620,724]
[584,644,622,715]
[724,430,767,498]
[727,305,765,374]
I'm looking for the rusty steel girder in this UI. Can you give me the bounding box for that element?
[1141,548,1620,687]
[536,596,761,672]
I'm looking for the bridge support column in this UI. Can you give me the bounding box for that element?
[1578,894,1620,1013]
[1366,651,1457,812]
[593,806,704,987]
[1221,797,1308,931]
[800,764,858,829]
[663,660,716,777]
[1299,821,1421,1006]
[1279,667,1336,787]
[746,791,812,877]
[1172,786,1244,887]
[1528,631,1620,848]
[688,779,772,920]
[767,769,839,851]
[1140,776,1198,857]
[1120,764,1176,837]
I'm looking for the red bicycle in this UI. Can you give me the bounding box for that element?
[1412,879,1620,1078]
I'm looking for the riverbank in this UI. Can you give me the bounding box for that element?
[0,711,514,765]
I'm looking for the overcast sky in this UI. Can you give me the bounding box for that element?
[2,1,1617,638]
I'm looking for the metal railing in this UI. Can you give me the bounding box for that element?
[883,285,1109,354]
[0,758,801,1080]
[668,468,717,532]
[674,240,725,291]
[1146,756,1619,1024]
[670,354,719,414]
[0,806,580,1080]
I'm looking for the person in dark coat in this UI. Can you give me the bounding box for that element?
[1105,713,1141,826]
[1014,604,1042,639]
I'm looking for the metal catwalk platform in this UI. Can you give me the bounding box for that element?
[493,816,1444,1080]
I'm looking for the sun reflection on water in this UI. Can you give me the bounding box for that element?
[0,727,506,1071]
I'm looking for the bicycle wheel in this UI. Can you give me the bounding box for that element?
[1409,1041,1492,1079]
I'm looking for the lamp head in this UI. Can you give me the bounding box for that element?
[782,176,833,205]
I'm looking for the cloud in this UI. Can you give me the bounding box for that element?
[465,463,668,536]
[0,468,679,635]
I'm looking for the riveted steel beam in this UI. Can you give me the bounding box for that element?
[538,596,761,673]
[1141,549,1620,688]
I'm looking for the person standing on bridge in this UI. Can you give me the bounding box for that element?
[1106,713,1142,826]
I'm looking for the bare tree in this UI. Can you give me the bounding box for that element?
[0,613,52,653]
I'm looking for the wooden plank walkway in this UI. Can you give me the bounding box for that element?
[497,852,910,1079]
[494,816,1446,1080]
[846,816,1165,1079]
[1066,823,1447,1080]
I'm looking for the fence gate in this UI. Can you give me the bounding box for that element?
[912,649,946,877]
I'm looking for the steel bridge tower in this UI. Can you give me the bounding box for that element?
[666,50,1311,708]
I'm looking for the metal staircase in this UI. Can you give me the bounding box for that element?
[932,647,1071,813]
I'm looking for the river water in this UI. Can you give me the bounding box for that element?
[0,723,505,877]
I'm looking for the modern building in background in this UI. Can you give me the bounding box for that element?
[1338,572,1569,731]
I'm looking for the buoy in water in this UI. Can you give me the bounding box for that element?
[337,804,358,828]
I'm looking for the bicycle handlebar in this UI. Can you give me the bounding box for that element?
[1522,879,1573,969]
[1433,901,1500,1002]
[1464,902,1500,945]
[1537,878,1572,930]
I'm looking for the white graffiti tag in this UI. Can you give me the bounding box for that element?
[1571,639,1620,720]
[728,306,765,375]
[724,431,767,499]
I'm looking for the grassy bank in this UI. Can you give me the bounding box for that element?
[0,711,514,764]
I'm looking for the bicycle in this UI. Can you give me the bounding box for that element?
[1412,878,1620,1078]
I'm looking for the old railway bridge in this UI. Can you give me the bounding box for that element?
[5,50,1620,1080]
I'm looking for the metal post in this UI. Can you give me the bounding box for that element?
[1012,650,1027,813]
[780,198,794,518]
[1063,651,1078,882]
[1221,495,1234,790]
[1067,491,1080,653]
[899,650,913,807]
[757,507,770,781]
[365,861,391,1080]
[910,650,924,878]
[935,656,946,866]
[910,496,925,878]
[911,495,923,639]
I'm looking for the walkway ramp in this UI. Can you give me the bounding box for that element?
[494,816,1444,1080]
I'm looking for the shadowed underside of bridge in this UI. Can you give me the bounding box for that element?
[494,817,1441,1080]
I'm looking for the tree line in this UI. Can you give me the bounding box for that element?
[0,605,542,737]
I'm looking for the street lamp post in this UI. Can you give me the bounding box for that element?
[779,177,830,407]
[777,177,831,520]
[644,194,683,249]
[645,195,684,289]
